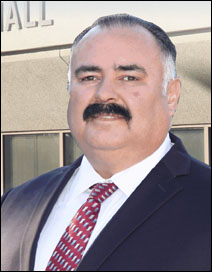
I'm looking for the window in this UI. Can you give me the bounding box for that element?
[3,134,59,192]
[63,133,83,165]
[171,128,204,162]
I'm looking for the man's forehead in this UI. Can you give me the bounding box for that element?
[71,24,157,56]
[70,27,160,76]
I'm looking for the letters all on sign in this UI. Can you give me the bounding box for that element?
[1,1,54,32]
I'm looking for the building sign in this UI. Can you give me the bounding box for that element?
[1,1,210,53]
[1,1,54,32]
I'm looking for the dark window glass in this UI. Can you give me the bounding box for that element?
[4,134,59,192]
[63,133,82,165]
[171,128,204,162]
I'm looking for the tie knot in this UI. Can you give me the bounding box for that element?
[89,183,118,203]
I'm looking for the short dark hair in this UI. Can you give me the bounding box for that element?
[72,13,176,63]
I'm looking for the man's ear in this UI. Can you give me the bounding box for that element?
[166,78,181,117]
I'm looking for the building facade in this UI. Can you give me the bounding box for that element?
[1,1,211,194]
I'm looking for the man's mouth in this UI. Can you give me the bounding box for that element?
[91,113,125,120]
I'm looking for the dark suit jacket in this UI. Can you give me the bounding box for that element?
[1,133,211,271]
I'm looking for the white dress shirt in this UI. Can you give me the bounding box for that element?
[34,133,173,271]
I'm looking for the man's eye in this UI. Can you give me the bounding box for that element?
[80,76,97,81]
[122,76,138,81]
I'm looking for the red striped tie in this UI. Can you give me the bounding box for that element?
[46,182,118,271]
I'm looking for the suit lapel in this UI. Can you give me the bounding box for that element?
[77,162,183,270]
[20,157,83,271]
[77,135,191,271]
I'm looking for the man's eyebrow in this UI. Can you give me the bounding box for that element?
[74,65,102,77]
[115,64,148,75]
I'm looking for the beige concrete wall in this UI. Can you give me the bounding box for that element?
[2,51,70,132]
[1,33,211,132]
[172,34,211,125]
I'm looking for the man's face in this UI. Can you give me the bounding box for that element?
[67,26,176,155]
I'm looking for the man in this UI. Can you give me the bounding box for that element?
[1,14,211,271]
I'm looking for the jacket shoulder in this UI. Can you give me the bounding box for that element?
[1,157,82,272]
[1,166,69,205]
[1,156,83,207]
[189,156,211,183]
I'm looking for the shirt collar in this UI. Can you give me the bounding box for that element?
[112,133,173,197]
[72,133,173,199]
[70,156,107,200]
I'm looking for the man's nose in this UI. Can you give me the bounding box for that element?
[95,78,119,103]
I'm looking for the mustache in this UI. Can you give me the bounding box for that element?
[83,103,132,122]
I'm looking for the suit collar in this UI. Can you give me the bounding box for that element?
[163,132,191,177]
[77,133,191,271]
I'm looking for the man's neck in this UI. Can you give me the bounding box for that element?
[83,133,171,179]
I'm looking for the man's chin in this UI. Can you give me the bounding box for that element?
[84,136,128,151]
